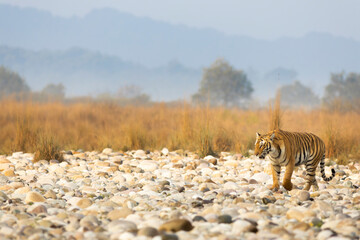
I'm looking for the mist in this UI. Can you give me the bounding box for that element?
[0,2,359,105]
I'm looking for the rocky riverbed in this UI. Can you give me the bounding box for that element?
[0,149,359,240]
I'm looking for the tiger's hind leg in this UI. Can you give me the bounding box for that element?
[312,180,319,191]
[304,158,320,191]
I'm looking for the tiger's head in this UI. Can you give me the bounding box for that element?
[254,132,275,159]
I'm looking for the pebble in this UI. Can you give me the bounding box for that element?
[107,207,134,220]
[251,172,271,183]
[160,233,179,240]
[0,191,8,201]
[193,216,207,222]
[76,198,93,208]
[138,227,159,237]
[286,207,316,222]
[248,179,258,184]
[4,169,15,177]
[217,214,232,224]
[232,220,257,234]
[310,217,323,227]
[317,229,337,240]
[344,180,353,188]
[107,220,137,234]
[28,203,47,215]
[159,219,194,232]
[161,148,169,156]
[102,148,113,155]
[25,191,46,203]
[44,190,57,199]
[134,150,146,158]
[79,215,100,231]
[0,151,357,239]
[297,190,310,201]
[262,196,276,204]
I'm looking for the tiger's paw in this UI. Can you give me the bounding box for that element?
[283,181,293,191]
[269,184,280,192]
[303,183,311,191]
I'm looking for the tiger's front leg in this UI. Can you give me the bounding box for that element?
[283,157,295,191]
[270,164,281,191]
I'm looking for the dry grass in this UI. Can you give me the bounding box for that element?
[33,133,64,163]
[1,100,359,163]
[269,90,282,131]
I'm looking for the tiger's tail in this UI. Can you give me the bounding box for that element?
[320,154,335,181]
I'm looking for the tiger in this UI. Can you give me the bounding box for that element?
[254,129,335,191]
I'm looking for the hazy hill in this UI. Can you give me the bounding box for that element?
[1,4,360,99]
[0,46,201,100]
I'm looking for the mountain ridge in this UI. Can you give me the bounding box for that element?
[1,4,360,100]
[0,45,201,100]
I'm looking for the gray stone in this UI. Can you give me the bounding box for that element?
[161,233,179,240]
[217,214,232,224]
[137,227,159,237]
[297,190,310,201]
[192,216,207,222]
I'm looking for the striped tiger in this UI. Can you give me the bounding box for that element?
[254,129,335,191]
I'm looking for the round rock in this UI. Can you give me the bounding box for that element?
[25,191,46,203]
[159,219,193,233]
[297,190,310,201]
[28,203,47,215]
[107,207,134,220]
[137,227,159,237]
[217,214,232,224]
[76,198,93,208]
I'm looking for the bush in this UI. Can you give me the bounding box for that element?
[33,133,64,163]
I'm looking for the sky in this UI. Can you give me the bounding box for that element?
[0,0,359,40]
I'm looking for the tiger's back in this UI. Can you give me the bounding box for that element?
[272,130,325,167]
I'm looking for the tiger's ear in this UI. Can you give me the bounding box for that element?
[256,132,261,138]
[270,132,275,141]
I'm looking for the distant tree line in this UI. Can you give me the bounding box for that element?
[1,63,360,111]
[192,59,360,111]
[0,65,151,105]
[0,66,65,101]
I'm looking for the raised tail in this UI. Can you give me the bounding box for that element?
[320,154,335,181]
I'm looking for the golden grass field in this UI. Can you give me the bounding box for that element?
[1,100,359,163]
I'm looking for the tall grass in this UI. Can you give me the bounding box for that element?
[33,133,64,163]
[0,100,359,162]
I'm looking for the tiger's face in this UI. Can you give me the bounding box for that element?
[254,132,275,159]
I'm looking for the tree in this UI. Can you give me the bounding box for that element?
[323,72,360,111]
[278,81,320,108]
[0,66,30,97]
[41,83,65,100]
[192,58,253,107]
